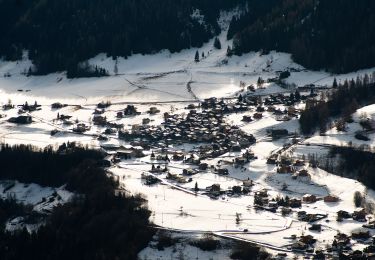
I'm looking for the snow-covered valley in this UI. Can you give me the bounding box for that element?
[1,12,375,259]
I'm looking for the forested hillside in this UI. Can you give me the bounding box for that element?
[1,0,374,75]
[0,0,242,75]
[299,74,375,134]
[230,0,375,73]
[0,144,154,260]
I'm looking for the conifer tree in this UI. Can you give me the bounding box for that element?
[226,46,232,56]
[214,37,221,49]
[195,50,200,62]
[333,78,338,88]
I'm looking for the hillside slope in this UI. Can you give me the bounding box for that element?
[230,0,375,73]
[0,0,244,74]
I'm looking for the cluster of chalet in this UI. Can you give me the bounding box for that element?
[52,103,155,136]
[19,101,41,113]
[267,128,289,140]
[116,105,141,118]
[290,234,317,252]
[203,179,254,198]
[251,164,375,257]
[297,210,327,222]
[119,107,256,155]
[110,144,146,162]
[73,123,91,133]
[143,150,256,193]
[288,207,375,257]
[7,101,42,124]
[5,100,71,127]
[117,104,159,120]
[290,226,375,258]
[254,190,303,213]
[200,96,257,113]
[254,187,341,220]
[269,155,325,184]
[200,95,300,125]
[292,231,375,258]
[337,208,368,223]
[242,104,298,124]
[264,91,306,106]
[239,91,306,124]
[52,101,124,134]
[271,156,310,178]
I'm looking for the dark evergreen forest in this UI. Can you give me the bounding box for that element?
[325,146,375,191]
[0,0,243,75]
[1,0,374,76]
[0,144,155,260]
[230,0,375,73]
[299,74,375,135]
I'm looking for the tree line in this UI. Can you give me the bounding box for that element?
[0,143,155,259]
[230,0,375,73]
[1,0,374,75]
[323,146,375,191]
[299,73,375,135]
[0,197,32,230]
[0,143,103,190]
[0,0,244,76]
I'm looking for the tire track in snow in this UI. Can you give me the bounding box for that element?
[123,77,191,100]
[186,80,199,100]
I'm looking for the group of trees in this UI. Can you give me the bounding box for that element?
[299,74,375,135]
[2,0,372,75]
[326,146,375,191]
[354,191,364,208]
[214,37,221,50]
[0,0,244,75]
[0,143,103,189]
[0,143,155,259]
[230,0,375,73]
[0,197,32,230]
[227,0,279,41]
[230,241,269,260]
[66,64,109,79]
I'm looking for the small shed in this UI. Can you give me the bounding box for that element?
[303,194,317,203]
[324,195,339,203]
